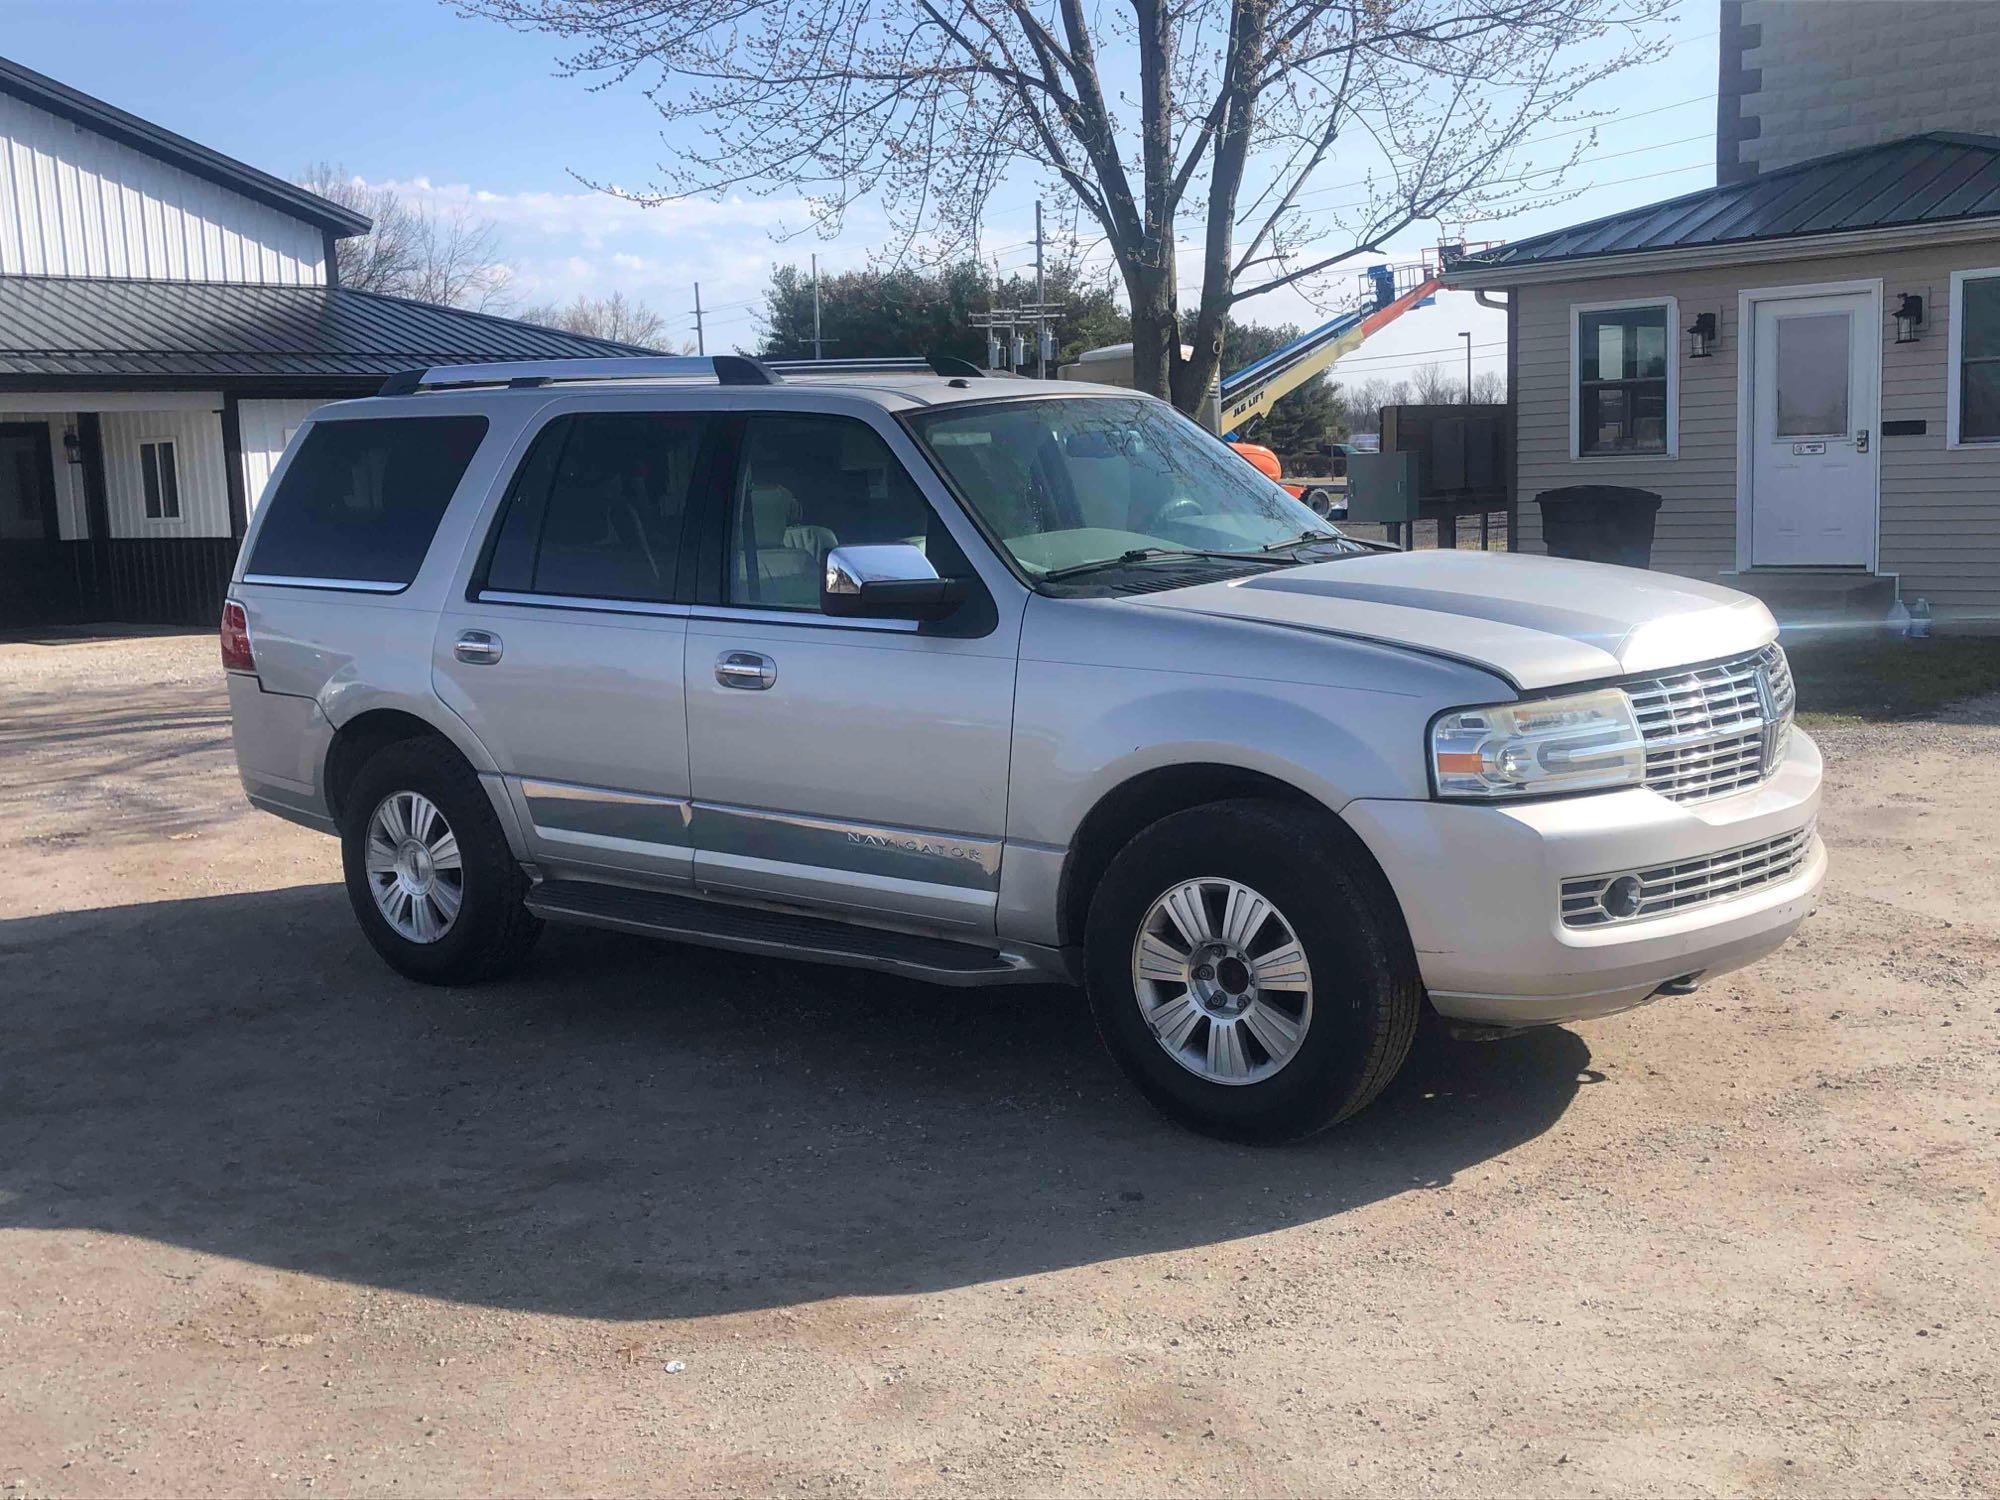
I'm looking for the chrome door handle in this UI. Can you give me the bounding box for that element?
[454,629,503,665]
[1856,428,1870,453]
[715,650,776,690]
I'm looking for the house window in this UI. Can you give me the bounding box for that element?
[140,439,181,519]
[1573,300,1675,457]
[1949,268,2000,445]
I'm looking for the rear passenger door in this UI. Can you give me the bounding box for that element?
[683,409,1020,935]
[434,406,717,886]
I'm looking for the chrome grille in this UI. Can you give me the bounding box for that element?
[1623,645,1793,802]
[1561,822,1817,929]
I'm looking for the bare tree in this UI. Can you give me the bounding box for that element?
[516,291,681,347]
[457,0,1669,413]
[1333,374,1413,434]
[1407,360,1505,402]
[1409,360,1462,403]
[299,163,514,312]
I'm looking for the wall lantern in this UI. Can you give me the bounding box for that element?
[61,426,82,465]
[1685,310,1718,359]
[1894,292,1925,344]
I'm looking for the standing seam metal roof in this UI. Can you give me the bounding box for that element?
[0,275,657,379]
[1453,133,2000,272]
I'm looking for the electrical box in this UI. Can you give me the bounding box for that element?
[1345,451,1419,524]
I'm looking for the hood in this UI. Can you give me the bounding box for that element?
[1133,550,1776,692]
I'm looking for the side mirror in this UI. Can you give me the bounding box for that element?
[821,543,971,622]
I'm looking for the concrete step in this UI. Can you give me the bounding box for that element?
[1721,570,1898,623]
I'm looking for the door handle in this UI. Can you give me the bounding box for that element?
[1856,428,1870,453]
[715,650,776,690]
[454,629,503,665]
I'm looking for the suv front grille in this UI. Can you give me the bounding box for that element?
[1623,644,1794,803]
[1560,822,1816,928]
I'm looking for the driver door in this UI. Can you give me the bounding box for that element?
[684,409,1020,934]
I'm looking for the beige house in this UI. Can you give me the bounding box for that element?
[1448,132,2000,618]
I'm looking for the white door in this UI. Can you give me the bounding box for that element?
[1748,291,1877,567]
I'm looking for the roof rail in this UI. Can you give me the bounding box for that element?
[376,354,781,396]
[762,354,989,378]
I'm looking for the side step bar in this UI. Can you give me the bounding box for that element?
[525,879,1046,986]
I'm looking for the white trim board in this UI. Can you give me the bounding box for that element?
[0,391,225,413]
[1446,218,2000,290]
[1946,266,2000,448]
[1733,277,1883,575]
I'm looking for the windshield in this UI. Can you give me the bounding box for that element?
[905,396,1340,584]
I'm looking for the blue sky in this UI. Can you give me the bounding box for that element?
[2,0,1720,382]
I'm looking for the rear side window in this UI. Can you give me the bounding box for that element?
[247,416,488,586]
[480,412,706,604]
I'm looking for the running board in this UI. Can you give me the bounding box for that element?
[525,879,1044,986]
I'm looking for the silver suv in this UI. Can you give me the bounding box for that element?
[223,355,1823,1140]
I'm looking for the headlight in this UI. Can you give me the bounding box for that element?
[1430,687,1646,800]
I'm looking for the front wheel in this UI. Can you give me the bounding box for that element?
[1084,798,1421,1142]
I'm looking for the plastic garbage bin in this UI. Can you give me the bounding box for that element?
[1534,485,1663,568]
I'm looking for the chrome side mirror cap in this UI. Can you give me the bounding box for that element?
[821,543,971,621]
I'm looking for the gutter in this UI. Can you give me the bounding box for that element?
[1444,216,2000,289]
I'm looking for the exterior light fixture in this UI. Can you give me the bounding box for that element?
[61,426,82,464]
[1686,311,1718,359]
[1894,292,1925,343]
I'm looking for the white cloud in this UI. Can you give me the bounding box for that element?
[352,173,883,349]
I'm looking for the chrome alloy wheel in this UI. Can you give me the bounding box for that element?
[364,790,464,944]
[1131,877,1313,1086]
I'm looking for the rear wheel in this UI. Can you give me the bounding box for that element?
[340,737,541,985]
[1084,798,1420,1142]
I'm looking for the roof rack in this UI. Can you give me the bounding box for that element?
[376,351,990,397]
[376,354,780,396]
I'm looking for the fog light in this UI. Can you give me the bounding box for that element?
[1603,874,1645,919]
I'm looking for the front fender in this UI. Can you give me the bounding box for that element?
[1006,661,1432,848]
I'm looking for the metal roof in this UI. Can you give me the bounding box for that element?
[0,275,655,381]
[0,55,372,238]
[1452,132,2000,273]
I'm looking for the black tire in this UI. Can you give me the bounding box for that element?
[340,736,542,985]
[1084,798,1421,1142]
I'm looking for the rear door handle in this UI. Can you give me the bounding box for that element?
[454,629,503,665]
[715,650,776,690]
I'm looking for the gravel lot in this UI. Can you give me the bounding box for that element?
[1,630,1994,1498]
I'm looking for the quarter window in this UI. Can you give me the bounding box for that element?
[247,416,487,586]
[140,439,180,519]
[481,412,706,604]
[1575,303,1672,456]
[724,414,957,610]
[1951,270,2000,444]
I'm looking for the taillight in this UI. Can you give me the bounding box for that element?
[220,600,256,674]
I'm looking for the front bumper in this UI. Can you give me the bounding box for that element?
[1344,729,1824,1026]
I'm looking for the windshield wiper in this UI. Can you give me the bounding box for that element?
[1259,528,1350,553]
[1040,547,1282,583]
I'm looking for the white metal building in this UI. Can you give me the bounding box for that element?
[0,55,645,626]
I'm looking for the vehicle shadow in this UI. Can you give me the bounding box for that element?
[0,884,1593,1320]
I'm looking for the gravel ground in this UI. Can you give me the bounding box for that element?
[1,630,1994,1498]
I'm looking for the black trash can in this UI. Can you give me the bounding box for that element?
[1534,485,1663,568]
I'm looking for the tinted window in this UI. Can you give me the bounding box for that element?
[482,412,704,604]
[727,414,953,609]
[248,416,487,585]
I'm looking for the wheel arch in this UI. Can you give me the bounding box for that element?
[1054,763,1410,957]
[323,708,469,826]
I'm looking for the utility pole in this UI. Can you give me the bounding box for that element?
[694,283,706,356]
[811,253,823,361]
[1034,200,1046,378]
[1459,330,1472,404]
